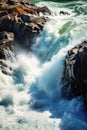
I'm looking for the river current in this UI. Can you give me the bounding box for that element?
[0,0,87,130]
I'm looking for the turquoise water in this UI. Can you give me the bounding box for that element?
[30,0,87,3]
[0,0,87,130]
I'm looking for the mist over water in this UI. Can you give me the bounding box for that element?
[0,0,87,130]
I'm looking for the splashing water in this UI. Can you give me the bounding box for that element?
[0,0,87,130]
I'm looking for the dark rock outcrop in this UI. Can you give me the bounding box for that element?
[62,41,87,109]
[0,0,50,48]
[0,0,50,74]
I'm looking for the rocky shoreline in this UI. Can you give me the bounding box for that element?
[0,0,51,74]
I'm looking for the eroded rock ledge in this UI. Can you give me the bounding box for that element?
[62,41,87,109]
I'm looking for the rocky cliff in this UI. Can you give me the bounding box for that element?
[0,0,51,50]
[62,41,87,109]
[0,0,51,73]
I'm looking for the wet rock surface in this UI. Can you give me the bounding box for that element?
[62,41,87,109]
[0,0,50,48]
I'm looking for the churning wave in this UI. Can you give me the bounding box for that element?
[0,0,87,130]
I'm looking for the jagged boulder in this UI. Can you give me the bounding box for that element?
[37,6,51,15]
[62,41,87,108]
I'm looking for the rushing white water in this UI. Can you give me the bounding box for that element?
[0,1,87,130]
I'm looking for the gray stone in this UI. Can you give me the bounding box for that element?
[62,41,87,109]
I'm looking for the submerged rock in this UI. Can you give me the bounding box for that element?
[62,41,87,109]
[59,11,70,15]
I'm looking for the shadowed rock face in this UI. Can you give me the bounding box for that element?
[0,31,14,59]
[0,31,15,75]
[62,41,87,109]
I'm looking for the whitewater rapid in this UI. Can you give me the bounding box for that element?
[0,1,87,130]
